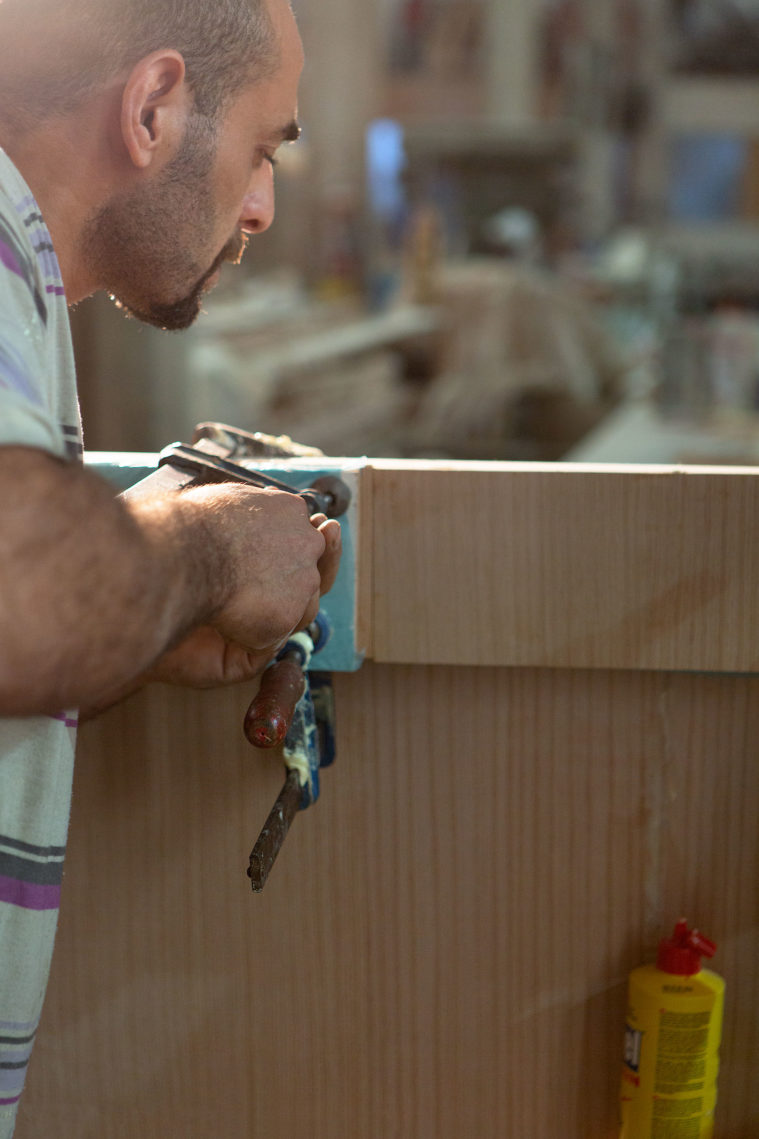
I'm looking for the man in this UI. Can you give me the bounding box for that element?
[0,1,341,1132]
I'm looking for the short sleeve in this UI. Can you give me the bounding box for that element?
[0,209,67,458]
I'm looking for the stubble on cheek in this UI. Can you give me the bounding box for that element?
[125,228,250,330]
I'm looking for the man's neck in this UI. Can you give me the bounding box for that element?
[0,107,117,305]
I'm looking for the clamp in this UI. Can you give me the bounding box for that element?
[244,612,337,892]
[122,422,349,893]
[157,442,350,519]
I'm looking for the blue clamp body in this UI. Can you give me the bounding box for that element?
[280,612,336,809]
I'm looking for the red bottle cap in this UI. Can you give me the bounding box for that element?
[657,918,717,976]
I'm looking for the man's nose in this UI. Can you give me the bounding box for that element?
[239,170,275,235]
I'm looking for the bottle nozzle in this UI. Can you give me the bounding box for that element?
[657,919,717,975]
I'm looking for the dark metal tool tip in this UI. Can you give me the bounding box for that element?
[247,770,302,892]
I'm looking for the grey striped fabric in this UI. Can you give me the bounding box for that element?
[0,148,82,1138]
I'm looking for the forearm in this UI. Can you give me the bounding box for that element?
[77,674,149,723]
[0,447,222,715]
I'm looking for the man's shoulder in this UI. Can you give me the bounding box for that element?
[0,148,37,238]
[0,148,80,461]
[0,150,50,326]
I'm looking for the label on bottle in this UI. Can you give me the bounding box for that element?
[624,1025,643,1074]
[618,967,724,1139]
[654,1011,710,1094]
[651,1118,701,1139]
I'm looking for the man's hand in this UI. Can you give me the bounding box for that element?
[147,512,342,690]
[145,626,274,689]
[0,448,342,716]
[166,483,320,643]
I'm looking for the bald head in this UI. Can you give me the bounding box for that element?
[0,0,280,135]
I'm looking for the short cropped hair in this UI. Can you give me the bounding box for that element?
[0,0,279,125]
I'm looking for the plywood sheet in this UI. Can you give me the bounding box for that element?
[18,666,759,1138]
[370,461,759,672]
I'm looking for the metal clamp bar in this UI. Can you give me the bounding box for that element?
[158,443,351,518]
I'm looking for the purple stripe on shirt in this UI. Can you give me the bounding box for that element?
[45,285,65,296]
[15,198,62,280]
[0,238,24,280]
[0,875,61,912]
[50,712,78,729]
[0,1021,38,1035]
[0,1087,25,1101]
[0,341,44,407]
[0,1048,33,1067]
[0,1068,28,1095]
[0,1094,22,1106]
[36,246,59,282]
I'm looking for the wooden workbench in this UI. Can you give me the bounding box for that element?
[18,461,759,1138]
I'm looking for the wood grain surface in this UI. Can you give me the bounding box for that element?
[370,461,759,672]
[15,461,759,1138]
[18,667,759,1138]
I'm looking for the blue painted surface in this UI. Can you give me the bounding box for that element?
[86,452,364,673]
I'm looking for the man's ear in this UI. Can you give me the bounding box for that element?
[120,50,190,170]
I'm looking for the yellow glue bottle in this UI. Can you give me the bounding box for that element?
[619,919,725,1139]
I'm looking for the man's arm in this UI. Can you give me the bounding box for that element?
[0,446,335,716]
[78,513,343,721]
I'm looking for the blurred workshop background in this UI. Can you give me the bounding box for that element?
[74,0,759,465]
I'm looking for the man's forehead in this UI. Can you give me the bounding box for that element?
[234,71,301,145]
[230,0,302,141]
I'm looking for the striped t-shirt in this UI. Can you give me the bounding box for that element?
[0,148,82,1138]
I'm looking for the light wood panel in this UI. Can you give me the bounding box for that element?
[370,461,759,672]
[18,666,759,1139]
[15,461,759,1137]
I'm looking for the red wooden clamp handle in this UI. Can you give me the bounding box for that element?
[243,652,306,749]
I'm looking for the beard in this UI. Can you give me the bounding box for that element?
[115,227,248,331]
[82,117,248,331]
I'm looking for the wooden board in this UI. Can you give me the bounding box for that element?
[370,461,759,672]
[17,666,759,1139]
[15,460,759,1138]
